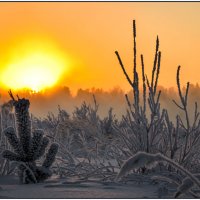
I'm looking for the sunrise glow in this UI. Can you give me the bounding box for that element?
[0,38,67,92]
[0,3,200,93]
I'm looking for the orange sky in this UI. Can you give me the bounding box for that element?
[0,2,200,94]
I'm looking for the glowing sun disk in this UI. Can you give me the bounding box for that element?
[0,39,67,92]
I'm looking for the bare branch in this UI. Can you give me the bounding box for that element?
[151,36,159,89]
[115,51,133,88]
[8,90,15,101]
[154,51,161,95]
[172,100,184,110]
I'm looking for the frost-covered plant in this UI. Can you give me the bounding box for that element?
[58,105,70,122]
[73,101,89,120]
[0,100,16,175]
[2,92,59,184]
[151,174,200,198]
[73,95,100,126]
[114,20,165,157]
[100,108,115,138]
[172,66,200,169]
[116,152,200,198]
[174,174,200,198]
[115,152,160,181]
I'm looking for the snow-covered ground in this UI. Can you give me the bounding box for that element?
[0,175,162,199]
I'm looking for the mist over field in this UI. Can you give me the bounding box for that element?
[0,84,198,122]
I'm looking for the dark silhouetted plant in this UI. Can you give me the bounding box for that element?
[2,91,59,184]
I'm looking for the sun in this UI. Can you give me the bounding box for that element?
[0,37,68,92]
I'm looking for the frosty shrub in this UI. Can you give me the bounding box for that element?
[2,91,59,184]
[114,20,166,159]
[113,19,200,178]
[174,174,200,198]
[116,151,200,198]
